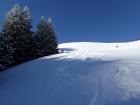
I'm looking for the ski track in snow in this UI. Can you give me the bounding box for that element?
[89,79,101,105]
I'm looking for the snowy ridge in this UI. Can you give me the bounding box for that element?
[1,41,140,105]
[58,41,140,60]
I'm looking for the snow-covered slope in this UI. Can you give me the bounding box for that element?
[1,41,140,105]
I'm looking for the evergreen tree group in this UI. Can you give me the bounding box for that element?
[0,4,58,71]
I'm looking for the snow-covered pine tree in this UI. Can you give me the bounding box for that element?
[46,17,58,55]
[35,16,58,56]
[2,4,33,66]
[23,6,32,29]
[34,16,49,56]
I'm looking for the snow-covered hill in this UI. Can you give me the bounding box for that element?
[1,41,140,105]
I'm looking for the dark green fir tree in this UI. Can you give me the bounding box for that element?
[2,4,33,66]
[35,16,58,57]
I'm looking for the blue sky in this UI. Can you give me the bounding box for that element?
[0,0,140,43]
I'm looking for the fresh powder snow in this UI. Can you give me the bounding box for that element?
[1,41,140,105]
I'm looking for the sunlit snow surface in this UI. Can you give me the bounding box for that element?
[1,41,140,105]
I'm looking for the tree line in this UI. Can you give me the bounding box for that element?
[0,4,58,71]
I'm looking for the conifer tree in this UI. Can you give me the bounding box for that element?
[35,16,58,56]
[2,4,33,65]
[35,16,49,56]
[46,17,58,54]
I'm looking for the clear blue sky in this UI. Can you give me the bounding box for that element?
[0,0,140,43]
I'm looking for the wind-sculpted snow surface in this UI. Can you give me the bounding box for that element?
[1,41,140,105]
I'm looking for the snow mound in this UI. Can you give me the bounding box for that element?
[1,41,140,105]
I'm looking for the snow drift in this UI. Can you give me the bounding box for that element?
[1,41,140,105]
